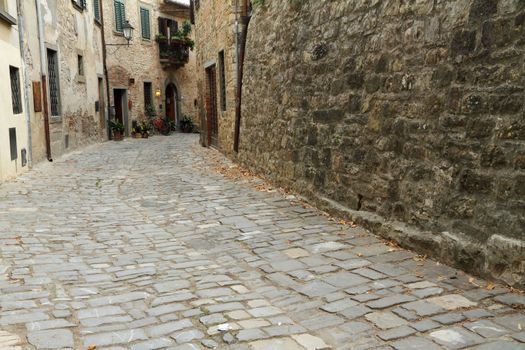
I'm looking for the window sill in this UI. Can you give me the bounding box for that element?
[0,9,17,26]
[77,75,86,83]
[50,116,62,124]
[94,19,102,27]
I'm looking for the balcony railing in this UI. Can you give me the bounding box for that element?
[158,38,190,70]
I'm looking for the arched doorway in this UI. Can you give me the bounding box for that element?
[165,83,178,125]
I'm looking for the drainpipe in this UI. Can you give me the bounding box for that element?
[16,0,33,167]
[99,0,111,140]
[35,0,52,161]
[233,0,251,153]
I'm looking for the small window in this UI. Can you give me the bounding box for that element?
[144,82,152,110]
[0,0,17,25]
[140,7,150,40]
[218,50,226,111]
[9,66,22,115]
[72,0,87,11]
[47,49,61,116]
[93,0,101,22]
[9,128,17,161]
[114,0,126,33]
[77,55,84,76]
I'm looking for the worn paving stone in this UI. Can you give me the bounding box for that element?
[0,135,520,350]
[391,336,442,350]
[430,327,485,349]
[365,311,407,330]
[27,329,74,349]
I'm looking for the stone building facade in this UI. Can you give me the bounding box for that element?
[234,1,525,287]
[193,0,242,152]
[19,0,106,163]
[102,0,197,136]
[0,0,30,181]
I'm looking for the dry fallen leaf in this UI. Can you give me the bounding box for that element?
[87,346,97,350]
[486,282,496,290]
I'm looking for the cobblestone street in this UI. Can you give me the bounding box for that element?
[0,134,524,350]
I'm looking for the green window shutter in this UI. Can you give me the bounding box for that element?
[81,0,87,9]
[141,8,150,39]
[114,0,125,32]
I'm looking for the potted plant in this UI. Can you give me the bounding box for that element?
[138,121,152,138]
[180,115,194,133]
[109,120,125,141]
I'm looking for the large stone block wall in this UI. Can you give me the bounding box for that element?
[238,0,525,287]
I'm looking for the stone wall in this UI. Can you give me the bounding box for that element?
[238,0,525,287]
[21,0,106,163]
[194,0,240,153]
[103,0,198,132]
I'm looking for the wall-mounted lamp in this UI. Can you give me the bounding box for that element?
[155,90,161,97]
[107,20,135,47]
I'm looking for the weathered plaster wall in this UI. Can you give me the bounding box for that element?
[194,0,238,152]
[238,0,525,287]
[0,0,30,182]
[21,0,105,163]
[103,0,197,131]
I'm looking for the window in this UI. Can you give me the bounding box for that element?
[218,51,227,111]
[47,49,61,116]
[9,66,22,115]
[77,55,84,76]
[114,0,126,33]
[93,0,101,23]
[140,7,150,40]
[158,17,177,37]
[9,128,17,161]
[72,0,87,11]
[0,0,16,25]
[143,82,152,110]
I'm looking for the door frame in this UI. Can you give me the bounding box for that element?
[165,83,178,126]
[205,64,218,147]
[113,88,129,137]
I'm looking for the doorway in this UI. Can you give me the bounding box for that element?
[165,83,178,126]
[97,78,105,138]
[205,65,218,147]
[113,89,129,136]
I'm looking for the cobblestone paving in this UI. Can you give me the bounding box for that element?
[0,134,524,350]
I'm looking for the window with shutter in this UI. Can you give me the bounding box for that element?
[93,0,100,22]
[140,8,150,40]
[9,66,22,115]
[114,0,125,33]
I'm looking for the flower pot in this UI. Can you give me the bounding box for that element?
[141,133,149,139]
[113,131,124,141]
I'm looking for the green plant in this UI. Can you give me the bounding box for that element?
[170,21,195,51]
[180,114,194,133]
[108,120,124,133]
[155,33,167,42]
[145,104,157,118]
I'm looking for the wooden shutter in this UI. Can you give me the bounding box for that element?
[141,8,150,39]
[169,20,178,36]
[158,17,167,36]
[114,0,125,32]
[81,0,86,9]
